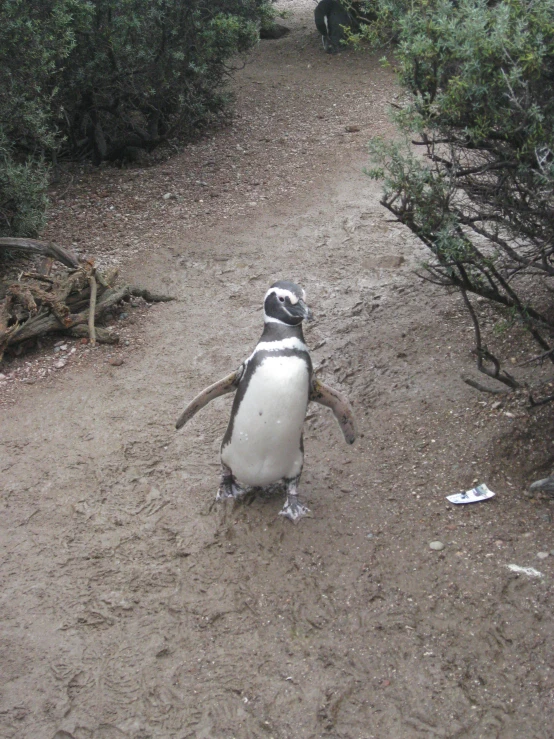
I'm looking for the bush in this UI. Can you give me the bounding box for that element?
[0,0,78,236]
[367,0,554,391]
[0,0,268,236]
[57,0,262,164]
[0,141,49,238]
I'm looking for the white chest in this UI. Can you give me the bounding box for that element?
[221,355,310,486]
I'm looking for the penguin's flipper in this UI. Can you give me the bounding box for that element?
[176,367,243,430]
[309,377,357,444]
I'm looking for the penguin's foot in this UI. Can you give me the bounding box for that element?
[216,477,246,501]
[216,465,246,501]
[279,494,310,523]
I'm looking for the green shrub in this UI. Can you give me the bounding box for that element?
[57,0,262,163]
[368,0,554,389]
[0,139,49,238]
[0,0,269,236]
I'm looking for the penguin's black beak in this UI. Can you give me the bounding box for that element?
[289,299,313,322]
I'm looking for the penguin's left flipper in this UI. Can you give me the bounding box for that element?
[176,366,244,430]
[309,377,357,444]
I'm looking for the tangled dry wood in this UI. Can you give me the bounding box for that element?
[0,238,173,361]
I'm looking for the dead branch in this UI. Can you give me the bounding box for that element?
[462,376,510,394]
[516,347,554,367]
[0,256,173,361]
[528,392,554,407]
[88,273,97,346]
[0,238,79,269]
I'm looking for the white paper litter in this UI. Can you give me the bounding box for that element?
[447,483,495,505]
[507,564,544,578]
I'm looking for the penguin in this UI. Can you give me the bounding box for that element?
[176,281,356,522]
[314,0,352,54]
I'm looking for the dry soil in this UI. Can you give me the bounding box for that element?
[1,2,553,738]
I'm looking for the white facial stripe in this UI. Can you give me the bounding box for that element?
[264,287,301,305]
[254,337,308,354]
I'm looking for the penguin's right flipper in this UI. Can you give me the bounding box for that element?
[309,377,357,444]
[176,366,243,430]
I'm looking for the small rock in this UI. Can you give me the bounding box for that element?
[537,552,549,560]
[162,192,172,200]
[124,340,130,346]
[109,358,124,367]
[429,541,445,551]
[54,360,66,369]
[118,312,128,320]
[345,125,361,133]
[80,338,88,345]
[0,373,7,380]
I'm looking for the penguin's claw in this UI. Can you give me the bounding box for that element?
[279,496,310,523]
[216,480,246,501]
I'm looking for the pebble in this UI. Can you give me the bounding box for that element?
[109,358,124,367]
[0,373,6,380]
[118,312,128,320]
[54,360,66,369]
[429,541,445,551]
[537,552,549,560]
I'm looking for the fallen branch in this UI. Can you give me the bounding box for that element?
[0,238,79,269]
[528,392,554,408]
[88,273,97,346]
[462,376,510,394]
[0,260,174,361]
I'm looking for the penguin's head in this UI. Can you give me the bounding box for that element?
[263,281,313,326]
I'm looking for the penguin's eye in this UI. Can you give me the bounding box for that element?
[278,296,285,303]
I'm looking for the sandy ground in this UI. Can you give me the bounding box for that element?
[1,2,554,738]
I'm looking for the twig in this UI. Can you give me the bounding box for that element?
[88,273,97,346]
[529,392,554,407]
[517,347,554,367]
[462,376,510,394]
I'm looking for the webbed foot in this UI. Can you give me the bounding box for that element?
[216,463,246,501]
[279,494,310,523]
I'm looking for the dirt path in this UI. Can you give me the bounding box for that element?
[1,3,553,738]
